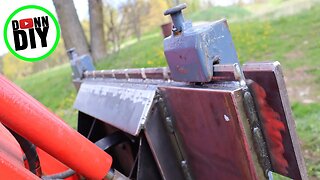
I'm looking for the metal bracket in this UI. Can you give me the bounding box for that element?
[67,48,95,80]
[233,63,273,178]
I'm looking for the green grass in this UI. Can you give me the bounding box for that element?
[230,5,320,68]
[292,103,320,178]
[187,5,251,22]
[16,65,78,128]
[97,33,167,69]
[15,3,320,178]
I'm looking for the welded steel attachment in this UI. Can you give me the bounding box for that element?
[69,4,306,179]
[73,62,306,180]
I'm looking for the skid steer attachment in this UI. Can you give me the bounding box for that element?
[69,4,307,180]
[0,2,308,180]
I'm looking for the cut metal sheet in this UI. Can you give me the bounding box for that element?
[243,62,307,180]
[144,102,186,180]
[159,85,265,180]
[136,136,162,180]
[211,62,307,180]
[73,80,156,136]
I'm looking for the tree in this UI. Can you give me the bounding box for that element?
[104,5,127,53]
[89,0,106,60]
[52,0,90,56]
[2,53,33,80]
[140,0,169,32]
[120,0,149,41]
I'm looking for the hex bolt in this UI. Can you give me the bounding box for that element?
[164,3,187,34]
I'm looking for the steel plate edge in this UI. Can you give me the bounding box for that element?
[273,63,308,180]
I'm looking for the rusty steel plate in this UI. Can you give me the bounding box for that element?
[159,85,265,180]
[243,62,307,180]
[212,62,307,180]
[144,102,186,180]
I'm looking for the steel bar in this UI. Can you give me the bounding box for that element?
[84,67,171,80]
[82,64,237,81]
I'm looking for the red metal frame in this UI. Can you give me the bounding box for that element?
[0,123,40,179]
[0,75,112,179]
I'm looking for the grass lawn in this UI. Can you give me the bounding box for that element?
[15,2,320,178]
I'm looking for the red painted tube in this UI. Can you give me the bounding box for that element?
[0,123,40,179]
[0,154,40,180]
[0,75,112,179]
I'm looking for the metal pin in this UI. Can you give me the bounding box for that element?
[111,70,115,78]
[233,63,247,89]
[124,69,129,79]
[141,68,147,79]
[101,70,105,78]
[162,67,169,80]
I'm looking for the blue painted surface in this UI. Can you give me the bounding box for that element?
[164,19,239,82]
[71,54,95,79]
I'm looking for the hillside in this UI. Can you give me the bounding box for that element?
[16,3,320,178]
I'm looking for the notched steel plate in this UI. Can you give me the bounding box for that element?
[73,80,156,136]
